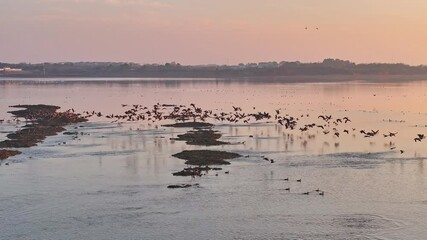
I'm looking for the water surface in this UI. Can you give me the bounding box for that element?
[1,78,427,239]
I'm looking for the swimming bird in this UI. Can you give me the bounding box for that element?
[225,171,229,174]
[296,179,302,182]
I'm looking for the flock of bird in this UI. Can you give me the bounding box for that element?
[1,102,426,198]
[1,103,425,172]
[179,165,324,196]
[81,103,277,126]
[280,177,325,196]
[77,103,427,155]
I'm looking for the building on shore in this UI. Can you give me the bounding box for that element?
[0,67,23,72]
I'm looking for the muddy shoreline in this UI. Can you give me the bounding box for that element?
[0,150,22,160]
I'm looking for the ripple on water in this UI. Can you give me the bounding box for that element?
[285,152,391,169]
[332,214,398,230]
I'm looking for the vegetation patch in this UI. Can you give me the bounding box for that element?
[172,166,222,176]
[162,122,213,128]
[0,105,87,149]
[8,104,86,125]
[167,183,200,189]
[63,131,78,135]
[171,129,229,146]
[172,150,241,165]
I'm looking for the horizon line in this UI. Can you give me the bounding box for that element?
[2,58,426,67]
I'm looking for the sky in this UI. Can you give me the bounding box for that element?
[1,0,427,65]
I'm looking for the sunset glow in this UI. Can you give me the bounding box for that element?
[1,0,427,64]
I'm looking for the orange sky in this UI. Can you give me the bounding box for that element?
[1,0,427,65]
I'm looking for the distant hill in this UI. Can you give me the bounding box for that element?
[1,59,427,78]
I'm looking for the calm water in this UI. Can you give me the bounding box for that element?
[1,78,427,240]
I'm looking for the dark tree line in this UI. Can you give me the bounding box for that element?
[2,59,427,78]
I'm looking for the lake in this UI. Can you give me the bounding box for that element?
[1,78,427,240]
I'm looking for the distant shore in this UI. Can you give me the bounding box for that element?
[2,59,427,82]
[1,74,427,83]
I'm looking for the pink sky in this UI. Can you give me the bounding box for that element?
[1,0,427,65]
